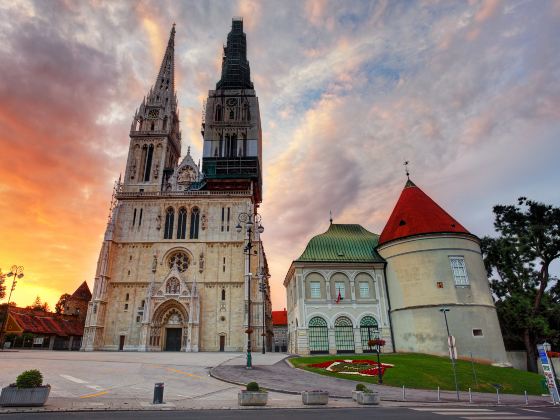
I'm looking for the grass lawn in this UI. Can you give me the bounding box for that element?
[291,353,545,395]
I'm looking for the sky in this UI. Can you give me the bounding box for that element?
[0,0,559,311]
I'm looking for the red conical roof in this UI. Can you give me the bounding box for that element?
[379,179,470,245]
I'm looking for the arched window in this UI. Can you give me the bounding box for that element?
[360,316,379,353]
[164,207,174,239]
[334,316,355,353]
[190,207,200,239]
[308,317,328,354]
[176,207,187,239]
[221,289,226,301]
[143,144,154,182]
[215,105,222,121]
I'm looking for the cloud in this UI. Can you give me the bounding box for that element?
[0,0,558,311]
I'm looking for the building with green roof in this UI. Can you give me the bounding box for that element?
[284,223,392,355]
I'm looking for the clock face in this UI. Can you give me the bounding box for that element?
[226,98,237,106]
[147,108,159,119]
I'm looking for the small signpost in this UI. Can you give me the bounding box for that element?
[537,344,560,405]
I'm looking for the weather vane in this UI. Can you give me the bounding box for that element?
[404,161,410,180]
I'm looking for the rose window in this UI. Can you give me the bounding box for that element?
[168,252,189,272]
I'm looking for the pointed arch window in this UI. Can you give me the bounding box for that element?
[221,289,226,301]
[143,144,154,182]
[163,116,168,131]
[176,207,187,239]
[190,207,200,239]
[164,207,175,239]
[215,105,222,121]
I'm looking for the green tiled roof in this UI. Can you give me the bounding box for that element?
[296,224,385,263]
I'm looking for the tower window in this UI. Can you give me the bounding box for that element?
[177,207,187,239]
[221,207,225,232]
[163,116,168,131]
[143,144,154,182]
[190,207,200,239]
[139,208,143,226]
[222,257,226,273]
[125,293,129,301]
[227,207,230,232]
[473,329,483,337]
[164,207,175,239]
[221,289,226,301]
[215,105,222,121]
[132,208,137,226]
[450,256,469,286]
[150,122,155,131]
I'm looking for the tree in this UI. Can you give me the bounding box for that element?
[482,197,560,372]
[0,269,6,300]
[55,293,71,314]
[27,296,50,312]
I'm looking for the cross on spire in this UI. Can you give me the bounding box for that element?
[404,161,410,180]
[329,210,333,225]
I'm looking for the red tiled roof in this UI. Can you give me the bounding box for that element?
[71,281,92,301]
[379,180,470,245]
[8,307,84,337]
[272,310,287,326]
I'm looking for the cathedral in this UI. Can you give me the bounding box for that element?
[82,19,272,352]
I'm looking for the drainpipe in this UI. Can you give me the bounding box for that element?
[382,262,397,353]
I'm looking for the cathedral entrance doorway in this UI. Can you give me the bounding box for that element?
[165,328,182,351]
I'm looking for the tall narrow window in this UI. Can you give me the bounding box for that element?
[132,209,137,226]
[221,289,226,301]
[163,116,168,131]
[164,207,174,239]
[310,282,321,299]
[450,256,469,286]
[139,146,147,180]
[221,207,225,232]
[215,105,222,121]
[143,144,154,182]
[177,207,187,239]
[226,207,230,232]
[138,208,143,226]
[230,134,237,158]
[150,122,155,131]
[190,207,200,239]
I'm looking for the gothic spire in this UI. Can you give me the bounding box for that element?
[148,24,176,112]
[216,18,253,90]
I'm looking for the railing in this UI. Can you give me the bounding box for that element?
[116,189,252,199]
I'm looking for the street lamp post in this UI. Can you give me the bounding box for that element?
[440,307,460,401]
[236,212,264,369]
[0,265,24,350]
[260,273,266,354]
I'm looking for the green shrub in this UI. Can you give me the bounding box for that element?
[16,369,43,389]
[246,382,260,391]
[355,383,367,391]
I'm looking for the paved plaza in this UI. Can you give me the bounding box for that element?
[0,350,556,414]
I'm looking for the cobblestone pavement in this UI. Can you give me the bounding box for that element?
[210,356,554,406]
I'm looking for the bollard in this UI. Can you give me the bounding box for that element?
[469,388,472,404]
[524,390,528,405]
[496,388,500,405]
[153,382,164,404]
[437,386,440,402]
[402,385,406,401]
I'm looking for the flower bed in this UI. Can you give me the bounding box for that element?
[309,359,394,377]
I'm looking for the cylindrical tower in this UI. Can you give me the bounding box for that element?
[377,179,508,364]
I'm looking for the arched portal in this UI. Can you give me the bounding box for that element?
[151,299,189,351]
[308,316,328,354]
[334,316,355,353]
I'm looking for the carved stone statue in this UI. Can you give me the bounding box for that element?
[199,252,204,273]
[156,213,162,230]
[152,254,158,272]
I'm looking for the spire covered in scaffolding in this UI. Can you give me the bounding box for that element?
[216,18,254,90]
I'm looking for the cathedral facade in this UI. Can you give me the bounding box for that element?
[82,19,272,352]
